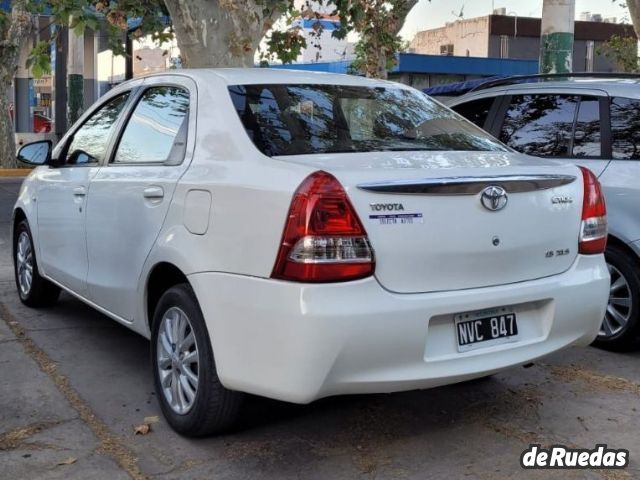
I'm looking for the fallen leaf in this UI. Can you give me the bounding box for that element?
[143,416,159,424]
[133,424,151,435]
[57,457,77,466]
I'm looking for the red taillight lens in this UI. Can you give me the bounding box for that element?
[272,171,375,282]
[578,166,607,255]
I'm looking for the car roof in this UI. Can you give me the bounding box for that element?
[129,68,402,89]
[450,77,640,103]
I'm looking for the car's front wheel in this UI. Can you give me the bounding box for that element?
[13,220,60,308]
[593,245,640,351]
[151,284,243,436]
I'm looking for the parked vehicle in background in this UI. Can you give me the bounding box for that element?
[8,110,52,133]
[12,69,609,436]
[449,74,640,350]
[33,114,52,133]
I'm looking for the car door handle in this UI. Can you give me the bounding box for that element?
[143,186,164,199]
[73,186,87,197]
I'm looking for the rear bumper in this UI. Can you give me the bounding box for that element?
[189,255,609,403]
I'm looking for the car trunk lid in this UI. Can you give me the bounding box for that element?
[277,151,583,293]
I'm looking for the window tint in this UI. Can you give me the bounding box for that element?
[228,84,507,156]
[114,86,189,164]
[610,97,640,160]
[65,93,130,165]
[500,94,577,157]
[573,97,601,157]
[451,97,495,128]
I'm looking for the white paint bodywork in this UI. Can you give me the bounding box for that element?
[13,69,609,403]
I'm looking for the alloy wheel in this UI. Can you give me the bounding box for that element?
[600,263,632,338]
[16,231,34,296]
[156,307,200,415]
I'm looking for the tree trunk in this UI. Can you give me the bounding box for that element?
[357,0,418,80]
[0,0,32,168]
[0,93,16,168]
[627,0,640,39]
[163,0,280,67]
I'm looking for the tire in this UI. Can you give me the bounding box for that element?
[151,283,243,436]
[592,245,640,351]
[13,220,60,308]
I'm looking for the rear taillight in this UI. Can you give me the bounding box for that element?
[579,166,607,255]
[272,171,375,282]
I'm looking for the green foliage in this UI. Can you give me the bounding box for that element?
[22,0,169,78]
[25,41,51,79]
[263,0,420,77]
[16,0,420,78]
[265,29,307,64]
[597,34,639,72]
[334,0,421,78]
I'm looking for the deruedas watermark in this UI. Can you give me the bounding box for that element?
[521,444,629,469]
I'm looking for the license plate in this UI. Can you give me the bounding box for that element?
[454,308,518,352]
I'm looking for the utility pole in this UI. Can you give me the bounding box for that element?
[539,0,575,73]
[14,40,32,134]
[54,26,68,138]
[67,20,84,124]
[125,33,133,80]
[83,29,98,108]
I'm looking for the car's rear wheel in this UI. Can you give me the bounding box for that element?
[592,245,640,351]
[151,283,243,436]
[13,220,60,308]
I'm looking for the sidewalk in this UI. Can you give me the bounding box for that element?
[0,169,31,177]
[0,299,131,480]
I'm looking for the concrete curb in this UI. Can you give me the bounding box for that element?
[0,169,31,177]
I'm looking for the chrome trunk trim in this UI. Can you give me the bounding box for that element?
[357,174,576,195]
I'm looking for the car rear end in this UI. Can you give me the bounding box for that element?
[189,75,610,403]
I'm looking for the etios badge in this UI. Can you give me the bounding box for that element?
[480,186,508,212]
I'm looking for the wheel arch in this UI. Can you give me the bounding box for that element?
[146,262,190,331]
[607,235,640,266]
[11,207,32,264]
[12,208,27,248]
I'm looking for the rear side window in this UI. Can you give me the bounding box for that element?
[228,84,508,156]
[499,94,577,157]
[450,97,495,128]
[113,86,189,164]
[610,97,640,160]
[573,97,601,157]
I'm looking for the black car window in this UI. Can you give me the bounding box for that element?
[113,86,190,164]
[451,97,495,128]
[610,97,640,160]
[499,94,578,157]
[228,84,508,156]
[65,93,130,165]
[573,96,601,158]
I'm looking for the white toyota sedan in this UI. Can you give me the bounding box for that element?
[12,69,609,436]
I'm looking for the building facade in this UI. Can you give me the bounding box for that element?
[290,15,355,63]
[410,13,637,72]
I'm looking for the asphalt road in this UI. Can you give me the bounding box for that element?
[1,176,639,480]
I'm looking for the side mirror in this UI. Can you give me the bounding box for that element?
[17,140,52,166]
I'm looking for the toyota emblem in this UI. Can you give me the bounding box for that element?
[480,186,508,212]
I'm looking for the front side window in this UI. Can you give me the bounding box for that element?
[65,93,130,165]
[451,97,495,128]
[499,94,577,157]
[113,86,189,164]
[228,84,507,156]
[610,97,640,160]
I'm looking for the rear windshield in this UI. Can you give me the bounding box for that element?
[228,84,508,156]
